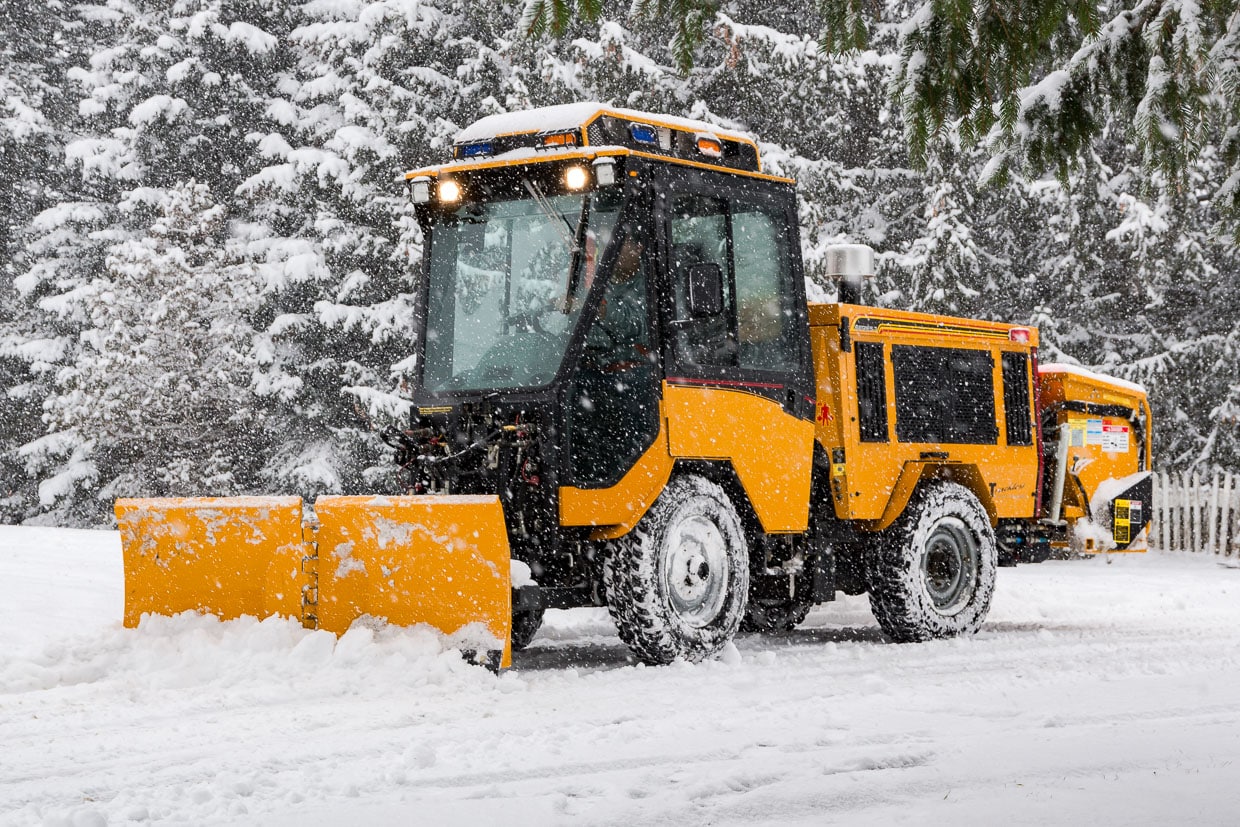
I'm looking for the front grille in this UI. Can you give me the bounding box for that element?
[893,345,997,445]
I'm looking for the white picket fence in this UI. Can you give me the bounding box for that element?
[1152,471,1240,555]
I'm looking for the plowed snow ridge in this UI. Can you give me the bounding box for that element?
[2,526,1239,825]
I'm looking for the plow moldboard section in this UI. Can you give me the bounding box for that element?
[115,494,513,667]
[114,496,309,628]
[313,495,512,666]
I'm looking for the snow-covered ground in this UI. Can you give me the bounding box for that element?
[3,526,1240,826]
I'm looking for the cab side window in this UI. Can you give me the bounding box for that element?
[669,195,735,368]
[732,205,797,372]
[667,193,798,376]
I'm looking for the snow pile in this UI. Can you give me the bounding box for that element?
[1,612,491,697]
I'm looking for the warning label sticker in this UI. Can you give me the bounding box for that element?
[1102,422,1130,452]
[1066,415,1130,452]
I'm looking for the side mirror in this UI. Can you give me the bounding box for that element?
[686,262,724,318]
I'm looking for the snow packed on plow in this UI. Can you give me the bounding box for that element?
[3,525,1240,825]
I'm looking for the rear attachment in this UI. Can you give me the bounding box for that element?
[115,495,512,667]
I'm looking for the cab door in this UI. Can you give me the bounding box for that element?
[655,168,817,532]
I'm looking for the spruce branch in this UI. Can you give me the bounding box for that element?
[518,0,1240,228]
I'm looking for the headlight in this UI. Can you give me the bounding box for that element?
[409,177,431,204]
[438,179,462,203]
[564,165,589,191]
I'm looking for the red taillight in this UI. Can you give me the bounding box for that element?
[1009,327,1031,344]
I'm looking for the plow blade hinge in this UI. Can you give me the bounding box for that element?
[313,495,513,666]
[115,497,309,628]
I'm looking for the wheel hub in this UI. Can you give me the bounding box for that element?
[921,517,979,615]
[690,557,709,581]
[663,514,729,629]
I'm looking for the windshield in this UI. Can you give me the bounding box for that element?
[422,186,624,392]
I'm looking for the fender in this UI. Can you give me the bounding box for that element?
[863,461,999,533]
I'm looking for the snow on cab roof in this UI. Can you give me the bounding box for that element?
[1039,362,1148,396]
[453,102,754,145]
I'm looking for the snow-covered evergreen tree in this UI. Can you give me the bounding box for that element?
[41,182,266,509]
[10,0,298,521]
[245,0,469,497]
[0,0,97,519]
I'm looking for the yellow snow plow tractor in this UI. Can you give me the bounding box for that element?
[117,103,1154,666]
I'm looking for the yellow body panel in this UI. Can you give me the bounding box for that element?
[664,382,815,533]
[807,304,1039,348]
[808,303,1040,528]
[1040,366,1149,411]
[313,495,512,666]
[114,496,310,629]
[559,417,674,538]
[1039,368,1152,478]
[865,462,1002,530]
[560,386,816,536]
[1060,412,1145,510]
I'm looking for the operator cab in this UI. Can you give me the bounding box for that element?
[400,104,815,606]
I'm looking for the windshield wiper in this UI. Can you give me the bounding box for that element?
[522,178,577,252]
[522,177,589,314]
[563,196,591,313]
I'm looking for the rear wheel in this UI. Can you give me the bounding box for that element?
[867,481,997,642]
[604,475,749,664]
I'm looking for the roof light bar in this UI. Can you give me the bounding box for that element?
[696,136,723,158]
[541,131,578,147]
[458,141,493,159]
[629,122,658,146]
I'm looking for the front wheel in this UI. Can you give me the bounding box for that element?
[603,475,749,664]
[867,481,997,643]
